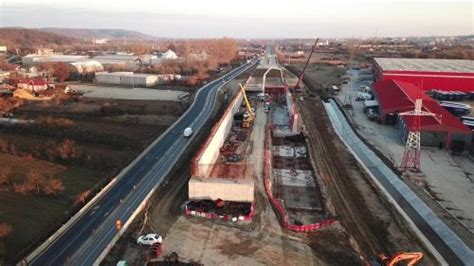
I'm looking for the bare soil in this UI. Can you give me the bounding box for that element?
[289,64,438,264]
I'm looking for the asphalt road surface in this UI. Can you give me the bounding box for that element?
[26,61,256,265]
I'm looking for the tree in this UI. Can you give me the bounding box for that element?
[52,62,71,82]
[0,223,11,238]
[43,178,65,196]
[57,139,76,160]
[15,170,43,195]
[0,59,16,71]
[74,189,91,206]
[0,167,12,188]
[14,170,64,196]
[0,222,12,262]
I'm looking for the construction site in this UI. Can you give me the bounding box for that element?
[186,83,256,221]
[103,44,473,266]
[184,46,331,230]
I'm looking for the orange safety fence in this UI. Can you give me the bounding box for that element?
[264,124,337,232]
[184,202,255,222]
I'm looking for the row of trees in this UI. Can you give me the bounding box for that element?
[0,167,64,196]
[0,138,77,163]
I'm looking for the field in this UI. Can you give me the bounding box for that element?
[0,94,185,263]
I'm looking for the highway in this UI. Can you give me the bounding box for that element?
[25,61,256,265]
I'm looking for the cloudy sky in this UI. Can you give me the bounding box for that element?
[0,0,472,38]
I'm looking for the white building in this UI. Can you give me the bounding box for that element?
[70,60,104,74]
[92,54,140,68]
[22,54,88,66]
[149,49,179,65]
[160,49,178,60]
[95,72,159,87]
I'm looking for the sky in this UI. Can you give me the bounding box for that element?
[0,0,472,38]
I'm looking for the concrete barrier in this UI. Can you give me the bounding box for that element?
[324,99,474,265]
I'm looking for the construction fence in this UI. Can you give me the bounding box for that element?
[264,124,337,232]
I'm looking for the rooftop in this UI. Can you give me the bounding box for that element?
[374,79,471,133]
[374,58,474,73]
[95,72,155,78]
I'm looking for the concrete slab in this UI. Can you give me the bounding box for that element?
[273,169,315,187]
[272,146,307,157]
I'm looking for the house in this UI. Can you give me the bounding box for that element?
[160,49,178,60]
[17,78,48,92]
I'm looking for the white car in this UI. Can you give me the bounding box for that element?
[137,233,162,246]
[183,127,193,138]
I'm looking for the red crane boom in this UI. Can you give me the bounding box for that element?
[293,38,319,91]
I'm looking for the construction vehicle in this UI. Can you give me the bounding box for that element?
[292,38,319,92]
[375,252,423,266]
[239,83,254,128]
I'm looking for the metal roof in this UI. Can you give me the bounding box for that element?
[374,58,474,73]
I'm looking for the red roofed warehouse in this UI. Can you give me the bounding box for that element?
[373,58,474,92]
[373,79,471,151]
[17,78,48,92]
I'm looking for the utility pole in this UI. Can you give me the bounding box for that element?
[399,81,437,171]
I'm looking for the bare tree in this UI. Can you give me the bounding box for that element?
[74,189,91,206]
[43,178,65,196]
[57,139,76,160]
[0,223,11,238]
[0,167,12,189]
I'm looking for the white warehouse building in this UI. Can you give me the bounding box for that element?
[95,72,159,87]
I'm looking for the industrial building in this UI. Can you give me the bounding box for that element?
[22,54,89,66]
[92,54,140,68]
[373,58,474,92]
[373,79,472,151]
[95,72,160,87]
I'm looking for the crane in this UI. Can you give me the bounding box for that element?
[292,38,319,92]
[377,252,424,266]
[239,83,254,128]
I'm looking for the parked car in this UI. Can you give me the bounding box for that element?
[137,233,162,246]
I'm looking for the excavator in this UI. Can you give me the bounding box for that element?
[292,38,319,92]
[239,83,254,128]
[375,252,424,266]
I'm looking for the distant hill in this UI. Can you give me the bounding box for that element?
[39,28,156,41]
[0,27,79,51]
